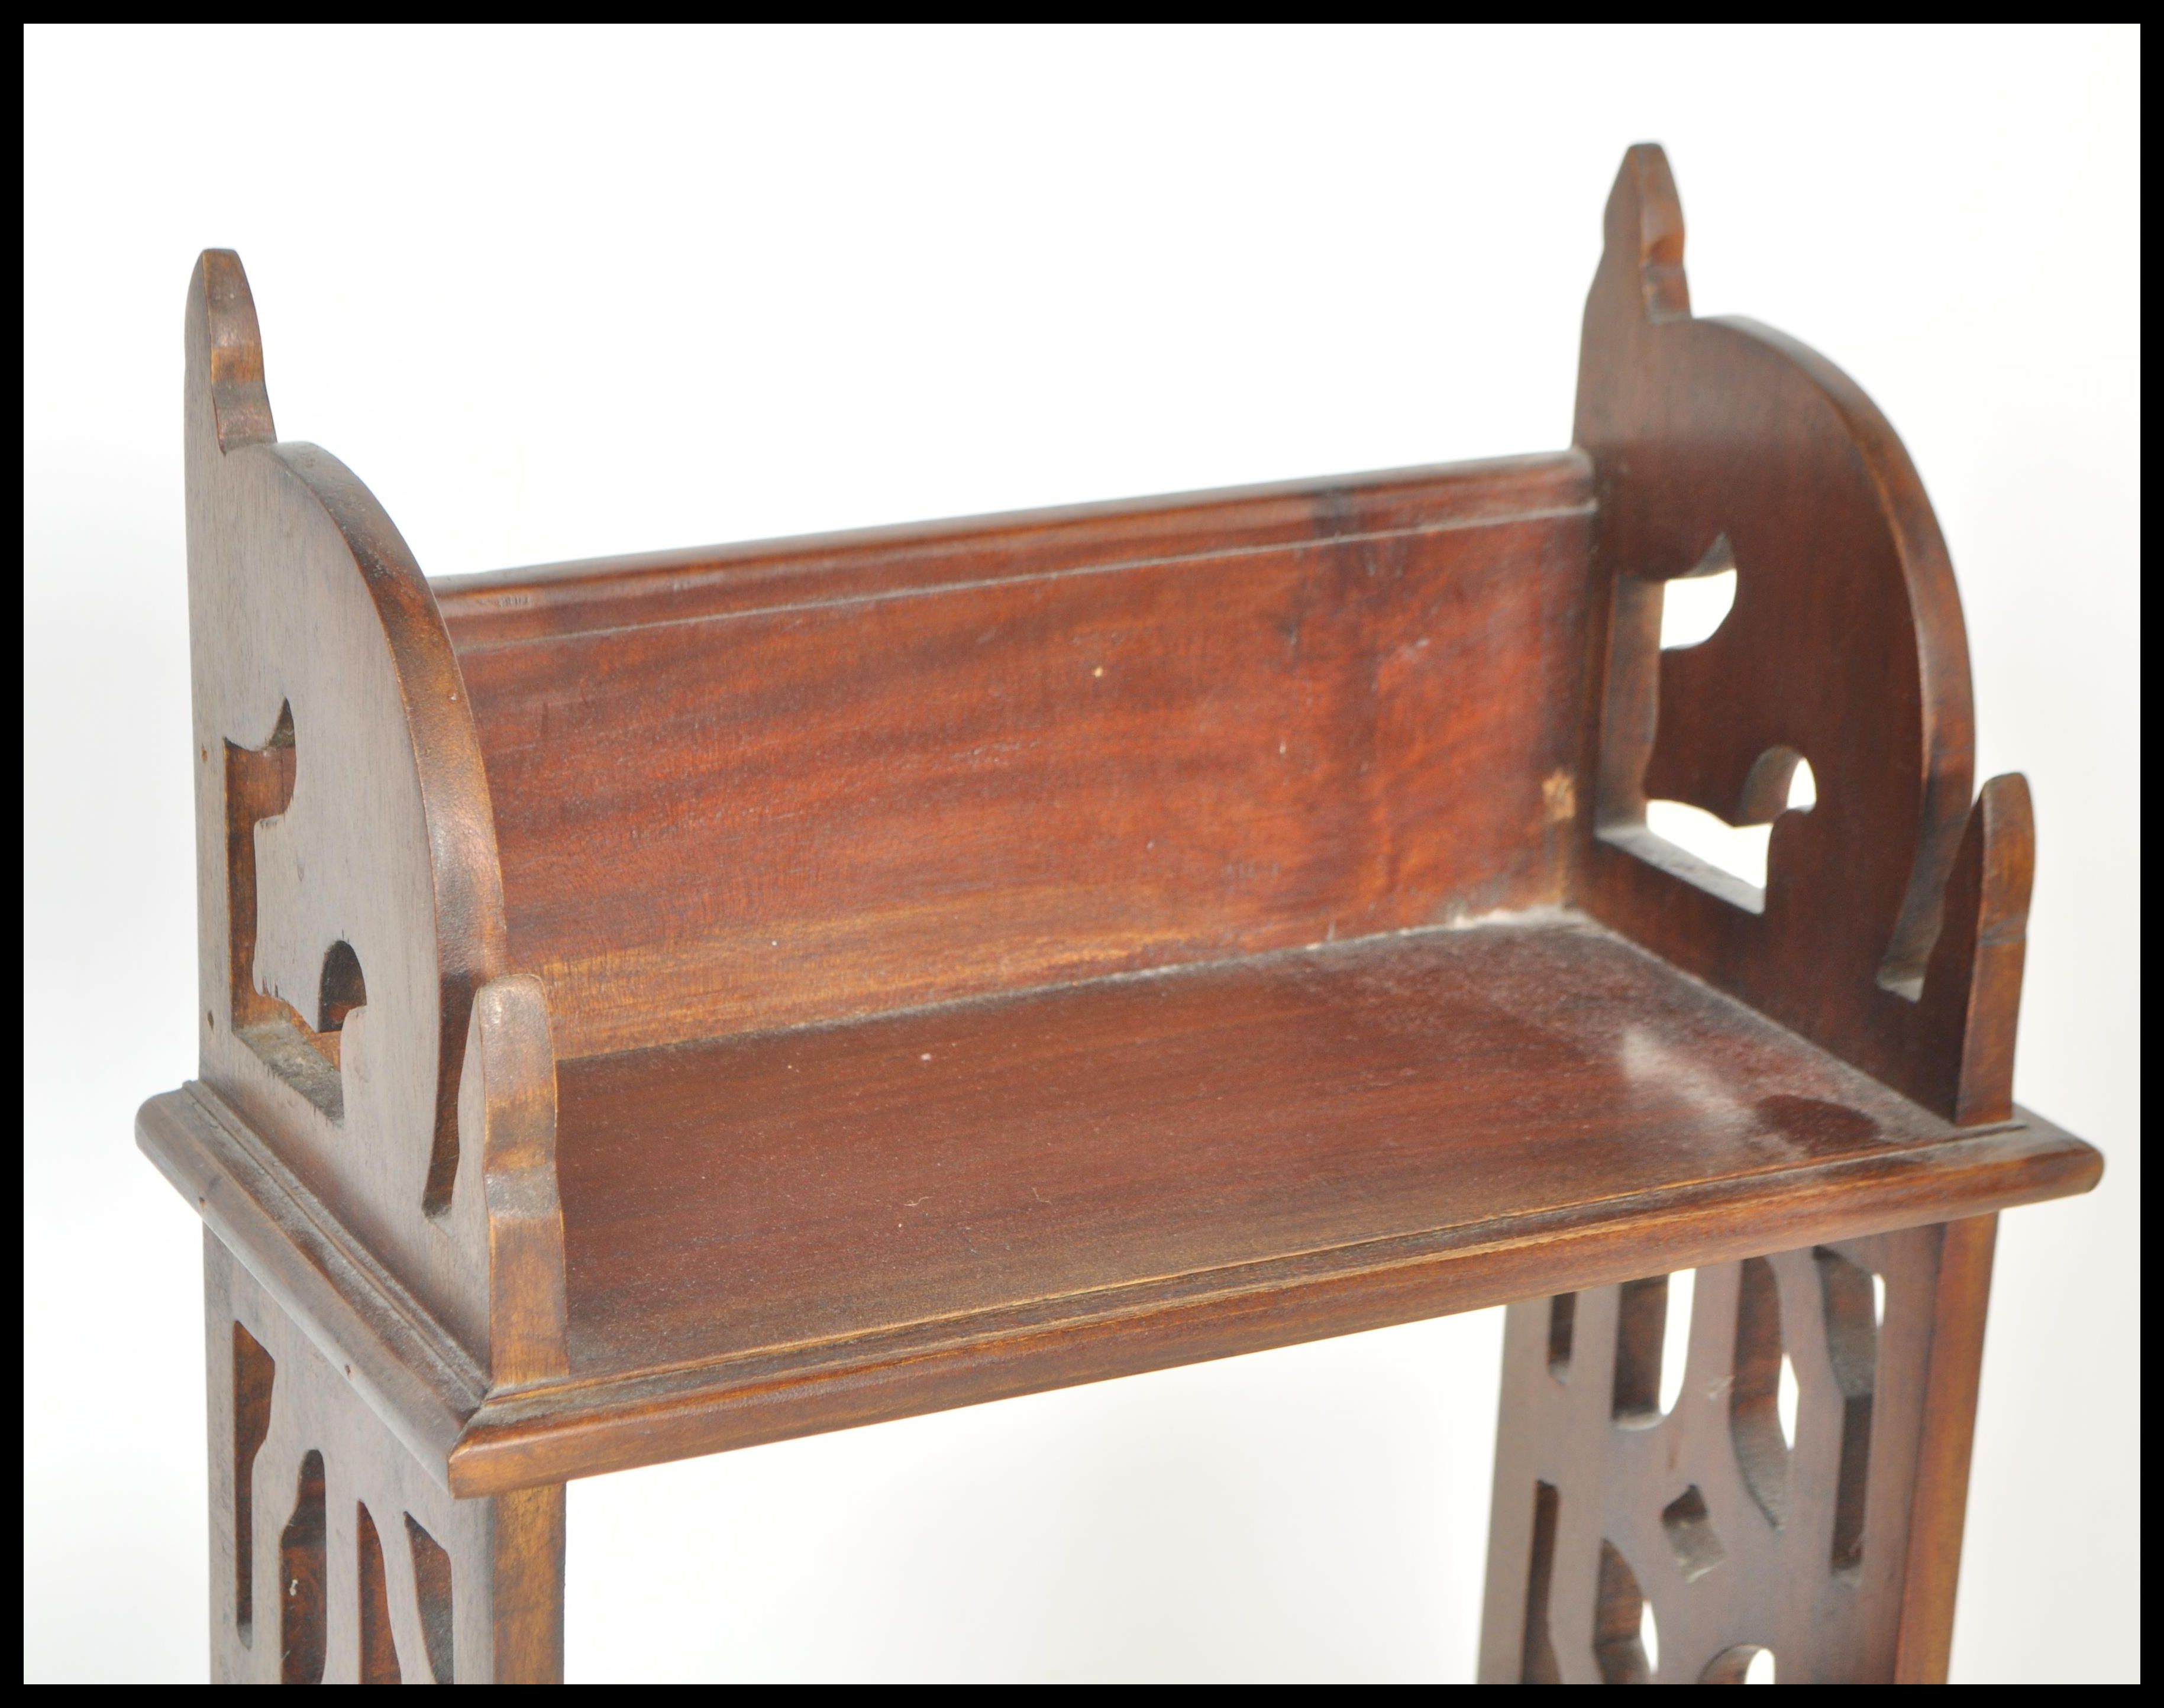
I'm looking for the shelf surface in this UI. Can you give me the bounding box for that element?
[143,908,2097,1492]
[549,913,2090,1390]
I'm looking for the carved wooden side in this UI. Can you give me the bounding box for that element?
[185,251,564,1383]
[1477,1217,1996,1684]
[205,1231,564,1684]
[1574,145,2030,1125]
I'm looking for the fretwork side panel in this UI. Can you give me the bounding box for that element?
[1477,1218,1996,1684]
[202,1233,564,1684]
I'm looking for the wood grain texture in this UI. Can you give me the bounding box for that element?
[204,1232,564,1684]
[445,459,1593,1057]
[142,914,2094,1500]
[440,916,2086,1494]
[463,976,570,1388]
[545,916,2040,1382]
[185,249,503,1353]
[431,453,1590,645]
[1477,1221,1982,1683]
[1575,144,2031,1125]
[184,253,561,1385]
[1893,1212,1998,1682]
[141,150,2107,1676]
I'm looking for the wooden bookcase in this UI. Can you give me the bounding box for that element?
[139,145,2100,1683]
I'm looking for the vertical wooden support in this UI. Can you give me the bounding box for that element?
[1892,1214,1998,1682]
[1501,141,2038,1684]
[204,1232,565,1684]
[1477,1218,1997,1683]
[144,154,2088,1685]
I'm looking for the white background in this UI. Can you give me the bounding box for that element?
[22,25,2139,1683]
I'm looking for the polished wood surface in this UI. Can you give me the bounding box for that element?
[140,145,2104,1680]
[141,907,2094,1504]
[1574,145,2029,1125]
[205,1234,563,1684]
[548,914,2071,1384]
[443,457,1592,1058]
[180,251,538,1374]
[1477,1218,1995,1683]
[432,451,1593,646]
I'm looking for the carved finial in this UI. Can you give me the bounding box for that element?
[188,250,276,452]
[1605,144,1691,322]
[1917,772,2035,1125]
[461,975,569,1385]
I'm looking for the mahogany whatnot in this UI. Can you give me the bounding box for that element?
[138,145,2100,1681]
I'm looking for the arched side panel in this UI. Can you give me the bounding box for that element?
[185,249,544,1363]
[1573,145,2026,1124]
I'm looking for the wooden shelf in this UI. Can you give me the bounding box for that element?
[422,913,2082,1489]
[143,146,2105,1680]
[137,907,2092,1498]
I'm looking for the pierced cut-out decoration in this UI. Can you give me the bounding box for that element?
[1547,1293,1577,1380]
[318,940,368,1034]
[224,704,353,1117]
[1658,1268,1696,1416]
[1658,535,1737,650]
[1604,519,1826,917]
[1661,1484,1728,1583]
[1593,1540,1654,1684]
[1642,749,1818,902]
[231,1324,276,1646]
[1482,1226,1972,1683]
[1702,1642,1777,1684]
[1815,1248,1881,1578]
[1611,1274,1667,1424]
[406,1513,456,1685]
[279,1450,328,1685]
[1737,749,1816,825]
[1520,1482,1562,1683]
[356,1502,402,1684]
[299,940,370,1072]
[1731,1257,1790,1528]
[222,702,296,1033]
[1577,143,2026,1127]
[1568,143,2046,1130]
[1659,570,1737,651]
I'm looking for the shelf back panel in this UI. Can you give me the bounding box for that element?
[440,454,1594,1058]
